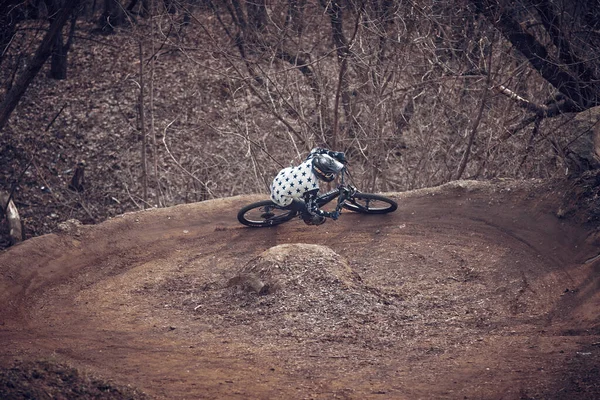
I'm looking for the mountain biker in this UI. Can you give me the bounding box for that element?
[270,148,347,225]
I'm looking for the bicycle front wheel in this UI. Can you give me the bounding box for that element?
[237,200,298,227]
[342,193,397,214]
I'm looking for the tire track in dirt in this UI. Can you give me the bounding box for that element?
[1,182,599,399]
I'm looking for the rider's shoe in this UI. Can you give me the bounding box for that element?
[303,215,326,226]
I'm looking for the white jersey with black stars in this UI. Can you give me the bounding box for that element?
[270,159,319,207]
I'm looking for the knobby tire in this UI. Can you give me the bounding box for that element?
[237,200,297,228]
[342,193,397,214]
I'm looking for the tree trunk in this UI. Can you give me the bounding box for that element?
[50,30,68,79]
[320,0,350,145]
[0,191,23,245]
[49,7,78,80]
[139,41,148,207]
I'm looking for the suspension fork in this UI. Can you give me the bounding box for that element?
[314,169,351,208]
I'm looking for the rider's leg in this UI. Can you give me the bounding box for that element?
[288,199,324,225]
[288,198,308,218]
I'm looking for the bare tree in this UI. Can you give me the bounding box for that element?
[48,0,80,80]
[470,0,600,113]
[469,0,600,172]
[0,0,82,133]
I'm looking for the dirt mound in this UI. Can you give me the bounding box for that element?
[159,243,405,349]
[0,360,148,400]
[559,170,600,224]
[227,243,359,295]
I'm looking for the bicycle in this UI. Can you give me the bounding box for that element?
[237,167,397,227]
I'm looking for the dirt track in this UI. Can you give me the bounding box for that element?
[1,180,600,399]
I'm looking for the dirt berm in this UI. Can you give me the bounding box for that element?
[1,179,599,399]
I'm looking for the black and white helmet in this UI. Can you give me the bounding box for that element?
[311,154,344,182]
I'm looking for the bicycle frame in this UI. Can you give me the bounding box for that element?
[237,165,397,227]
[314,168,356,213]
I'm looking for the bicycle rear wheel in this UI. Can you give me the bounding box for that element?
[342,193,397,214]
[237,200,298,227]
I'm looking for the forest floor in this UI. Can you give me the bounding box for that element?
[1,178,600,399]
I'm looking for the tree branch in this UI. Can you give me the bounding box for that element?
[492,82,579,117]
[534,0,596,83]
[470,0,600,110]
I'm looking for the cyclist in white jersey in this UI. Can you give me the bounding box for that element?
[270,148,346,225]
